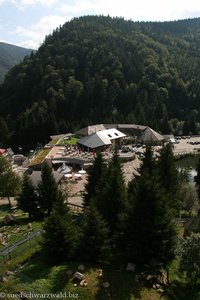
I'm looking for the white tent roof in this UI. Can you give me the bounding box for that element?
[78,128,126,149]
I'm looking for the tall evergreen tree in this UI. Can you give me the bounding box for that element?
[0,156,21,206]
[79,203,110,262]
[43,190,79,262]
[97,151,128,237]
[158,143,179,192]
[128,146,156,199]
[194,156,200,201]
[139,146,156,175]
[37,162,58,215]
[83,151,107,207]
[157,143,180,214]
[127,147,176,265]
[18,173,38,220]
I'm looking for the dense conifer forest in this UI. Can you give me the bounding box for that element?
[1,16,200,146]
[0,42,32,83]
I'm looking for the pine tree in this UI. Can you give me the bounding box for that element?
[128,174,175,265]
[157,143,180,214]
[37,162,59,215]
[83,151,107,207]
[194,156,200,201]
[158,143,179,193]
[127,147,176,266]
[42,190,79,262]
[79,203,110,262]
[127,146,156,205]
[18,173,38,220]
[139,146,156,176]
[0,156,21,206]
[97,151,128,237]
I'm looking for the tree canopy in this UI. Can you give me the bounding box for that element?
[0,156,21,205]
[1,16,200,146]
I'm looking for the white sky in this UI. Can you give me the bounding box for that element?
[0,0,200,49]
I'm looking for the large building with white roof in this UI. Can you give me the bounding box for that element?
[78,128,126,149]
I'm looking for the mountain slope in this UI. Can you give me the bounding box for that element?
[0,42,33,83]
[1,16,200,146]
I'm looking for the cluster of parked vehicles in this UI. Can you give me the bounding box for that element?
[119,144,146,158]
[187,140,200,145]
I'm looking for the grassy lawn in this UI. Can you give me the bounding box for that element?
[30,148,51,165]
[1,248,199,300]
[0,203,11,218]
[59,137,79,146]
[11,255,163,300]
[0,202,43,249]
[1,252,197,300]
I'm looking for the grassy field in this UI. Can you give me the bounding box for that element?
[30,148,51,165]
[7,255,165,300]
[1,252,198,300]
[59,137,79,146]
[1,247,200,300]
[0,202,43,249]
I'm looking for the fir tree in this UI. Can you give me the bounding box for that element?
[0,156,21,206]
[43,190,79,262]
[158,143,179,193]
[97,151,128,237]
[37,162,58,215]
[18,173,38,220]
[128,146,156,205]
[127,147,176,266]
[194,156,200,201]
[79,203,110,262]
[157,143,180,214]
[83,151,107,207]
[139,146,156,176]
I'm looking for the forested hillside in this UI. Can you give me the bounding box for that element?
[1,16,200,146]
[0,42,32,83]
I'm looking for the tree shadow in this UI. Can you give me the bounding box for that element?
[50,264,72,293]
[164,279,200,300]
[15,216,31,226]
[0,203,11,213]
[94,264,143,300]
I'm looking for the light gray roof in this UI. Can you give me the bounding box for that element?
[75,123,148,136]
[140,127,164,142]
[78,128,126,149]
[75,124,106,136]
[29,170,64,188]
[78,132,111,149]
[117,124,147,130]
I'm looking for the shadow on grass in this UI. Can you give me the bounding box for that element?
[14,253,165,299]
[0,203,11,213]
[15,253,79,293]
[94,263,142,300]
[16,216,31,226]
[165,280,200,300]
[50,264,72,293]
